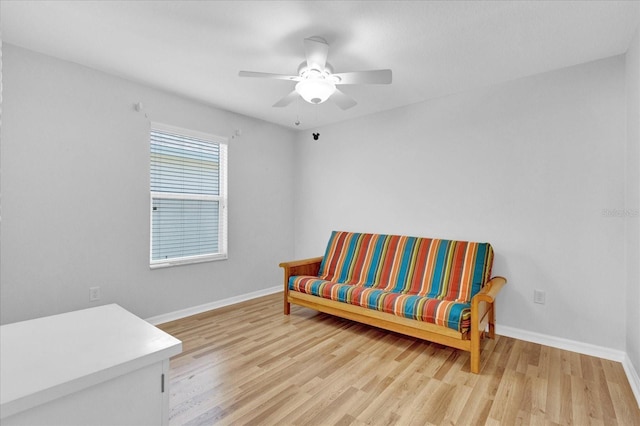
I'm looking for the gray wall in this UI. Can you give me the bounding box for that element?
[1,40,638,372]
[293,56,628,351]
[626,28,640,374]
[0,45,295,323]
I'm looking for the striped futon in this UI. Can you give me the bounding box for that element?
[281,230,507,373]
[288,231,494,332]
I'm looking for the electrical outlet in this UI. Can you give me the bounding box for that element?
[533,289,546,305]
[89,286,101,302]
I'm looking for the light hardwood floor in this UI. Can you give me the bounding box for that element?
[157,293,640,425]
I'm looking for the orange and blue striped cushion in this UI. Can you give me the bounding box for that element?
[289,276,472,332]
[289,231,494,331]
[317,231,493,303]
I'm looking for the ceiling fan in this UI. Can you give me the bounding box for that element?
[239,36,392,110]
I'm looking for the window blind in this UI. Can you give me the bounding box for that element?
[150,127,227,266]
[150,131,220,196]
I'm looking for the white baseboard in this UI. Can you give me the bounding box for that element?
[145,285,281,325]
[496,324,626,361]
[623,354,640,409]
[496,324,639,408]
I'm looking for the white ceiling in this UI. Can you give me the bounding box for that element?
[1,1,639,130]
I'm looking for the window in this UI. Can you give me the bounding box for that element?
[150,123,227,268]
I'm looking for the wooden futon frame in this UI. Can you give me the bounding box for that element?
[280,231,507,374]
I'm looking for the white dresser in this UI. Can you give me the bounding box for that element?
[0,304,182,425]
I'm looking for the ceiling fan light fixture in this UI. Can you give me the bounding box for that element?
[295,78,336,104]
[239,37,390,110]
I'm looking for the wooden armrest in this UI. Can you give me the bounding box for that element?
[472,276,507,305]
[281,256,323,315]
[469,276,507,372]
[280,256,323,284]
[279,256,324,269]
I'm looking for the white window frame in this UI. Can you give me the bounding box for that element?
[149,122,228,269]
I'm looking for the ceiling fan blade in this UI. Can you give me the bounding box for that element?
[331,89,357,110]
[239,71,300,81]
[273,90,300,107]
[304,37,329,70]
[332,69,392,85]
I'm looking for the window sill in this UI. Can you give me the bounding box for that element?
[150,254,228,269]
